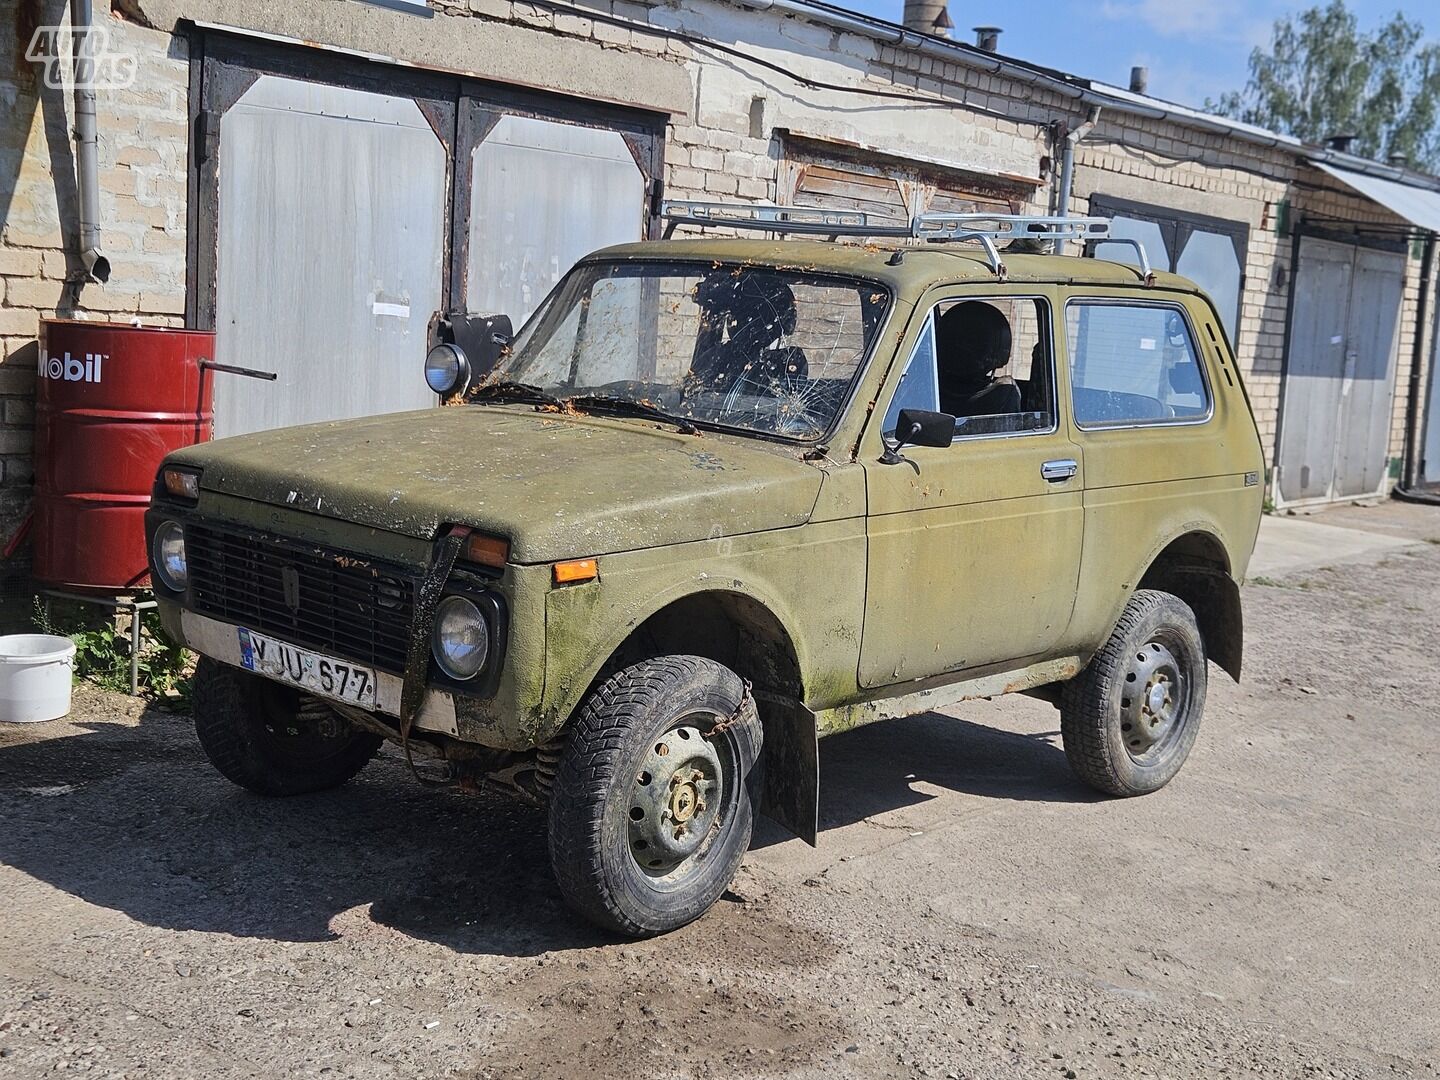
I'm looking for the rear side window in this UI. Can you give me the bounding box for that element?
[1066,302,1210,428]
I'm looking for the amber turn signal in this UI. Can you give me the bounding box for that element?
[162,467,199,501]
[553,558,598,584]
[463,533,510,569]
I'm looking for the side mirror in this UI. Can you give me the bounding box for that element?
[881,408,955,464]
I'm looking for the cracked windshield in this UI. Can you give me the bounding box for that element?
[482,261,891,439]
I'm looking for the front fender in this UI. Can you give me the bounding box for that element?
[538,518,867,742]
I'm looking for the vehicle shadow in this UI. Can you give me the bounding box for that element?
[0,707,602,957]
[753,708,1096,850]
[0,701,1090,955]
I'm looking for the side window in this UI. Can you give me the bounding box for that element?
[881,315,938,434]
[883,297,1057,439]
[1066,302,1210,427]
[938,297,1055,438]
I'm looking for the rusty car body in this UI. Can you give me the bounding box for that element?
[148,209,1265,936]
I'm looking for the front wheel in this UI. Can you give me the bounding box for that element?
[548,655,763,937]
[1060,590,1207,796]
[192,658,383,796]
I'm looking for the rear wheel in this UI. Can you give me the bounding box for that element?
[548,655,762,937]
[1061,590,1206,796]
[192,658,383,796]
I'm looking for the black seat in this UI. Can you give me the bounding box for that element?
[691,275,800,390]
[935,302,1022,418]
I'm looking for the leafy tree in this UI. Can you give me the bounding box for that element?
[1207,0,1440,172]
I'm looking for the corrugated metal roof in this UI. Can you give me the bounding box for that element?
[1315,162,1440,233]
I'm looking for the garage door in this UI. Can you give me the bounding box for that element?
[462,114,649,327]
[196,40,664,440]
[213,76,447,438]
[1276,238,1405,506]
[1419,298,1440,491]
[1087,195,1248,346]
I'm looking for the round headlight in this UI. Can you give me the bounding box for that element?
[425,343,471,397]
[432,595,489,680]
[151,520,188,591]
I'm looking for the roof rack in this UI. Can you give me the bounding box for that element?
[658,200,1154,283]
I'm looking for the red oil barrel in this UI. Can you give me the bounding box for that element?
[34,321,214,592]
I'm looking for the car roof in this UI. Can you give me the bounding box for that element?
[586,237,1202,298]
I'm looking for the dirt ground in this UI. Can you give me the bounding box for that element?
[2,502,1438,1080]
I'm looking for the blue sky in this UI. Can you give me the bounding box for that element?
[831,1,1433,109]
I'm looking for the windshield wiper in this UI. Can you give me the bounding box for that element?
[468,380,563,407]
[568,394,698,435]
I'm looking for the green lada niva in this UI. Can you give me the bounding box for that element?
[148,206,1264,937]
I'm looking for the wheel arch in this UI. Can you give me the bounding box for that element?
[549,583,820,844]
[603,588,807,702]
[1136,529,1244,682]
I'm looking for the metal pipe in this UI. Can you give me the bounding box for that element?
[70,0,110,283]
[1052,106,1099,252]
[1397,232,1435,493]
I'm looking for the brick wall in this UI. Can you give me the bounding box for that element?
[0,13,187,560]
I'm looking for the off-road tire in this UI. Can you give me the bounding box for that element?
[548,655,763,938]
[1061,590,1207,797]
[192,658,383,796]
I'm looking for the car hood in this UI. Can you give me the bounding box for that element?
[170,406,824,563]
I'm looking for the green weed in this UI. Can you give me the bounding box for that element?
[33,598,192,704]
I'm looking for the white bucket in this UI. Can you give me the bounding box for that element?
[0,634,77,723]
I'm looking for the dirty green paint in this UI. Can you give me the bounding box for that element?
[155,238,1263,752]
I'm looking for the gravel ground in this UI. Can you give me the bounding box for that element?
[1,503,1438,1079]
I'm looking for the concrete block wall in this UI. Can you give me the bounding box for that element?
[0,12,187,550]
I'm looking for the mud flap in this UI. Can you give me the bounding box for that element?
[753,690,819,846]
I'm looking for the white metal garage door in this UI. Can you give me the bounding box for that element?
[214,77,447,438]
[1420,297,1440,491]
[465,115,646,328]
[1276,238,1405,506]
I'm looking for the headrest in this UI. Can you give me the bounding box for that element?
[698,273,798,342]
[937,302,1012,381]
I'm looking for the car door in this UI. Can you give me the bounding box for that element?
[858,286,1085,688]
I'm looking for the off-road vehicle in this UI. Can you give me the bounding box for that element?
[148,203,1264,937]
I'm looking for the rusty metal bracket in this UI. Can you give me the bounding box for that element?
[398,524,469,784]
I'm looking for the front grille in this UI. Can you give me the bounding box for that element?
[186,523,418,674]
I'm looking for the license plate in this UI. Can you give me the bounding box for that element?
[237,628,377,709]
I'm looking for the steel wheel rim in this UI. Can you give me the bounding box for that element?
[1118,635,1192,765]
[626,712,738,888]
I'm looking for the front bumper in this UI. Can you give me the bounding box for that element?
[172,607,459,737]
[145,492,548,748]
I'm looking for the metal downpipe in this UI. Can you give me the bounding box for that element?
[1052,106,1099,253]
[71,0,110,283]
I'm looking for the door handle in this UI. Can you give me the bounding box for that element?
[1041,459,1078,482]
